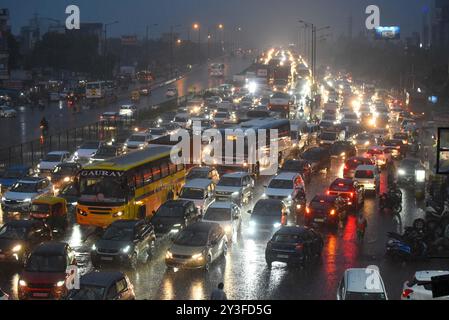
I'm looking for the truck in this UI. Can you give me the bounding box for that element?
[269,92,294,117]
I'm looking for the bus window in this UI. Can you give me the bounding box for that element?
[152,165,161,181]
[161,162,169,178]
[143,168,153,184]
[135,172,144,188]
[169,162,177,175]
[177,163,184,172]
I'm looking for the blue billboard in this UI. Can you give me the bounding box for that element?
[374,26,401,40]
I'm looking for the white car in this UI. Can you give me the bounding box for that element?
[119,104,137,118]
[337,267,388,300]
[354,165,380,193]
[37,151,71,175]
[202,202,242,240]
[1,177,53,213]
[264,172,306,210]
[402,271,449,300]
[125,132,152,150]
[72,141,103,163]
[0,106,17,118]
[178,179,216,214]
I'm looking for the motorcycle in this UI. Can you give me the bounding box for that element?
[386,228,428,261]
[425,199,449,237]
[380,187,403,213]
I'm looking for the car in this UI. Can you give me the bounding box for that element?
[353,165,380,194]
[173,113,192,129]
[337,267,388,300]
[100,112,121,125]
[0,165,35,193]
[265,226,324,268]
[202,201,242,240]
[329,141,357,159]
[119,104,137,118]
[37,151,71,176]
[57,183,79,208]
[248,199,289,235]
[148,127,169,140]
[165,222,228,271]
[89,145,124,163]
[364,146,392,168]
[178,179,216,214]
[215,172,254,205]
[213,111,232,125]
[124,132,152,150]
[393,132,410,145]
[328,178,364,211]
[67,271,136,300]
[301,147,331,173]
[343,156,375,179]
[50,163,82,189]
[0,105,17,118]
[0,220,53,265]
[397,158,422,185]
[383,139,406,159]
[278,159,312,184]
[18,242,77,300]
[305,194,348,227]
[402,270,449,300]
[353,132,376,150]
[166,87,178,98]
[186,166,220,185]
[151,200,201,236]
[91,219,156,270]
[2,177,53,214]
[264,172,306,214]
[72,141,103,163]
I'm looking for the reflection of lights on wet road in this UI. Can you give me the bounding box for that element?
[191,280,204,300]
[68,225,83,248]
[11,274,19,300]
[162,278,174,300]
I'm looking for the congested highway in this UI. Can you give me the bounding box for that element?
[1,47,448,302]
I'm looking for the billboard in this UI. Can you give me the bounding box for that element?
[374,26,401,40]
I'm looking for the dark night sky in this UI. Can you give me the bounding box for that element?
[3,0,432,47]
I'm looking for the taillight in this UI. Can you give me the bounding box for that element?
[402,289,413,299]
[344,165,348,170]
[306,207,310,214]
[326,190,330,195]
[349,192,354,198]
[330,209,336,216]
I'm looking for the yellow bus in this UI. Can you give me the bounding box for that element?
[76,146,185,228]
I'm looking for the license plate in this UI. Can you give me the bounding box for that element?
[100,256,113,261]
[277,254,289,259]
[314,218,325,222]
[33,293,49,298]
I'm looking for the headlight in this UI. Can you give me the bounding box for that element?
[1,197,6,202]
[91,244,97,251]
[166,251,173,259]
[273,223,282,228]
[113,211,123,218]
[74,152,78,158]
[12,244,22,253]
[224,225,232,233]
[249,221,257,227]
[63,177,70,182]
[37,164,41,169]
[398,169,406,176]
[55,280,65,287]
[231,191,240,198]
[287,195,292,201]
[262,193,267,198]
[122,245,131,254]
[23,198,32,203]
[19,280,27,287]
[364,141,370,146]
[191,253,203,261]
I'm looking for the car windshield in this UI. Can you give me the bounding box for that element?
[321,133,337,140]
[94,147,117,158]
[43,154,62,162]
[179,187,205,200]
[356,134,371,141]
[311,199,332,210]
[268,179,293,189]
[102,226,134,241]
[355,170,374,179]
[394,133,408,139]
[330,182,352,192]
[272,93,289,99]
[187,170,209,180]
[273,234,301,243]
[70,285,106,300]
[149,129,166,135]
[60,184,78,197]
[129,135,146,142]
[281,161,302,172]
[156,205,184,218]
[80,142,99,149]
[204,208,231,222]
[253,202,282,217]
[215,112,228,118]
[401,160,419,169]
[0,225,27,240]
[25,254,67,272]
[79,177,126,203]
[174,230,209,246]
[345,292,386,300]
[10,182,38,193]
[2,169,25,179]
[30,203,50,213]
[218,177,241,187]
[302,149,323,160]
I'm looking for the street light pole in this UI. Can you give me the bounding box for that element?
[103,21,119,79]
[146,24,158,70]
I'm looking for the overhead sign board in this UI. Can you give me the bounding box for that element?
[374,26,401,40]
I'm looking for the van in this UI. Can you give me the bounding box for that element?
[178,179,216,214]
[354,165,380,194]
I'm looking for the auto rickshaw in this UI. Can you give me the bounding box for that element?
[131,90,140,102]
[30,196,68,233]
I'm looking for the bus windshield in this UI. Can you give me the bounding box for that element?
[79,177,127,203]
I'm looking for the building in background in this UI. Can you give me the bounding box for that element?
[68,22,104,54]
[431,0,449,48]
[0,8,10,80]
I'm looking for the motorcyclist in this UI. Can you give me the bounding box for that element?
[356,214,368,242]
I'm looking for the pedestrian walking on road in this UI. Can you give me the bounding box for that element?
[210,283,227,301]
[356,214,368,242]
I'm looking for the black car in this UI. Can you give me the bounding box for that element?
[91,220,156,270]
[151,200,201,236]
[50,163,82,187]
[90,145,124,162]
[305,195,348,227]
[301,147,331,173]
[0,220,52,265]
[67,271,135,300]
[248,199,289,235]
[397,158,422,185]
[329,141,357,159]
[278,160,312,184]
[265,226,323,268]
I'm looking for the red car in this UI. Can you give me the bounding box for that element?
[328,178,364,211]
[18,242,77,300]
[343,157,375,179]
